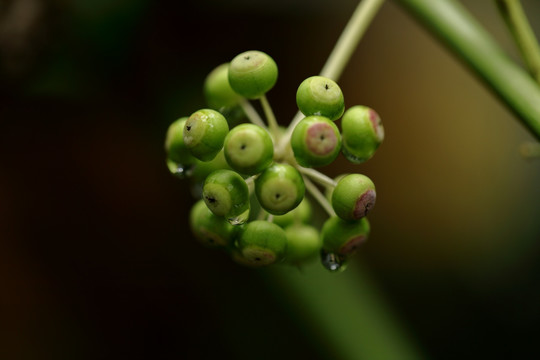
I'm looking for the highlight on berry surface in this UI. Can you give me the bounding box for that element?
[183,109,229,162]
[165,49,385,273]
[189,200,238,250]
[332,173,376,221]
[341,105,384,163]
[203,169,250,224]
[321,216,370,272]
[291,115,342,167]
[164,116,196,178]
[255,163,305,215]
[224,123,274,175]
[228,50,278,99]
[236,220,288,267]
[296,76,345,120]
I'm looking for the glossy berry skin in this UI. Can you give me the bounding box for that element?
[236,220,288,266]
[202,170,249,223]
[272,197,312,228]
[189,200,238,249]
[321,216,370,256]
[332,174,376,221]
[283,224,321,264]
[291,116,341,167]
[228,50,278,99]
[165,117,195,165]
[204,63,244,110]
[296,76,345,120]
[255,163,305,215]
[183,109,229,162]
[224,124,274,175]
[341,105,384,163]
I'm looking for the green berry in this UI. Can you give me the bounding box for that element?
[296,76,345,120]
[203,169,250,224]
[228,50,278,99]
[291,116,341,167]
[204,63,244,110]
[255,163,305,215]
[283,224,321,264]
[189,200,238,249]
[331,174,376,221]
[341,105,384,163]
[224,124,274,175]
[272,197,312,228]
[321,216,370,256]
[190,149,231,185]
[237,220,288,266]
[165,117,194,164]
[164,117,197,178]
[183,109,229,162]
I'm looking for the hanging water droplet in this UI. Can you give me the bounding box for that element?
[321,250,347,272]
[341,145,370,164]
[166,159,193,179]
[227,208,249,225]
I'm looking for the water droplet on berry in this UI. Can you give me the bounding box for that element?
[166,159,194,179]
[227,208,250,225]
[321,250,346,272]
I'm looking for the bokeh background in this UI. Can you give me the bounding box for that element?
[2,0,540,359]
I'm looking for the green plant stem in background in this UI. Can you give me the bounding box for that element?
[263,261,424,360]
[278,0,385,155]
[398,0,540,141]
[496,0,540,84]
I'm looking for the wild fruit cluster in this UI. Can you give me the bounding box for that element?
[164,50,384,272]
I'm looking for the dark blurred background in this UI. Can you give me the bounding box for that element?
[2,0,540,359]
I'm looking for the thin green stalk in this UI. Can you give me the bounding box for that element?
[302,175,336,217]
[279,0,385,154]
[496,0,540,84]
[398,0,540,141]
[259,95,280,141]
[296,166,338,188]
[239,99,267,129]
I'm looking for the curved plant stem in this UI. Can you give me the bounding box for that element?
[398,0,540,141]
[259,95,280,140]
[496,0,540,84]
[239,99,267,129]
[296,166,338,188]
[320,0,386,81]
[303,176,336,217]
[279,0,385,154]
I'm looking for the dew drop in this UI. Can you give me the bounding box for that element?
[321,250,347,272]
[166,159,194,179]
[227,208,250,225]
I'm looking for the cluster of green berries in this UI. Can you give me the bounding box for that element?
[164,50,384,272]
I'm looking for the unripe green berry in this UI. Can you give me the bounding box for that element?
[255,163,305,215]
[183,109,229,162]
[204,63,244,110]
[165,117,195,164]
[291,116,341,167]
[283,224,321,264]
[165,117,197,177]
[321,216,370,256]
[341,105,384,163]
[272,197,312,228]
[332,174,376,221]
[189,200,238,249]
[190,149,231,185]
[228,50,278,99]
[203,169,250,224]
[224,124,274,175]
[237,220,288,266]
[296,76,345,120]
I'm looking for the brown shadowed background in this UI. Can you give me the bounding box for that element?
[1,0,540,359]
